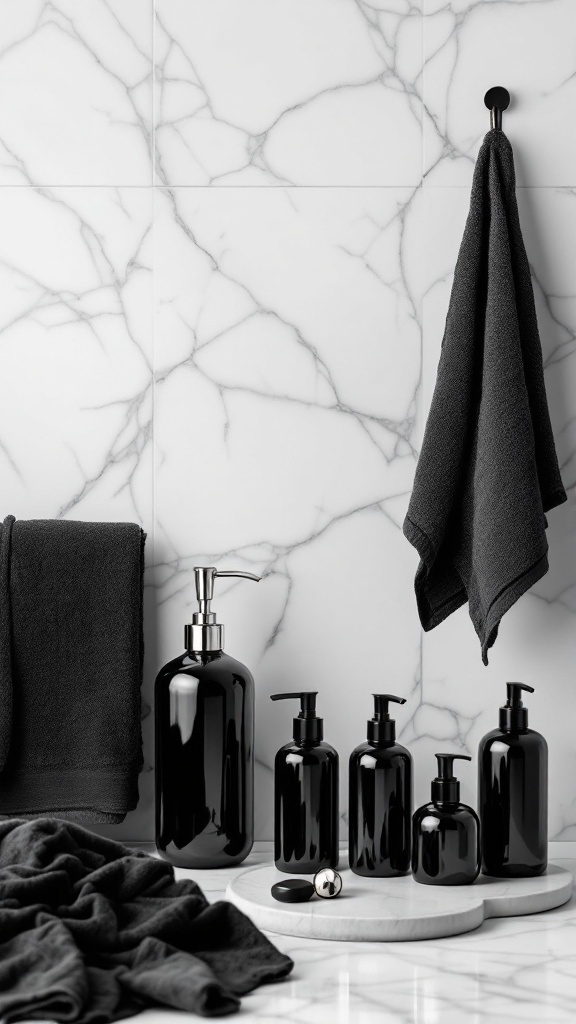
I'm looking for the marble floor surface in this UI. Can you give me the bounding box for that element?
[103,841,576,1024]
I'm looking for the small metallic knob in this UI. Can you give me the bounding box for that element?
[313,868,342,899]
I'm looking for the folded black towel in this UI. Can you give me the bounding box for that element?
[404,130,566,664]
[0,517,145,821]
[0,818,293,1021]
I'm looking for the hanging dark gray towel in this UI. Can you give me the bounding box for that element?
[404,130,566,664]
[0,516,145,821]
[0,818,293,1021]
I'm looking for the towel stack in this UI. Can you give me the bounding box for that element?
[0,516,145,822]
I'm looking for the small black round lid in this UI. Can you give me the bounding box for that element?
[271,879,315,903]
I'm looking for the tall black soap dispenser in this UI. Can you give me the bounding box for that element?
[479,682,548,877]
[155,566,260,868]
[412,753,480,885]
[349,694,412,877]
[270,692,339,874]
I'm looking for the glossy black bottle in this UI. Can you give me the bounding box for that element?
[271,692,339,874]
[349,694,412,877]
[155,567,260,868]
[479,682,548,878]
[412,754,480,885]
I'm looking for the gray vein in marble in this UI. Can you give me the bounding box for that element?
[0,185,152,521]
[160,187,418,462]
[155,3,422,186]
[0,2,152,184]
[155,492,410,632]
[0,437,22,479]
[58,389,151,520]
[422,0,559,184]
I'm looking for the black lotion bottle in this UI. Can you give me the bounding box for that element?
[479,682,548,878]
[271,691,339,874]
[412,754,480,885]
[349,694,412,877]
[155,566,261,868]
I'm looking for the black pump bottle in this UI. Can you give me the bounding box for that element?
[155,566,260,868]
[349,694,412,877]
[412,754,480,885]
[479,682,548,877]
[271,692,339,874]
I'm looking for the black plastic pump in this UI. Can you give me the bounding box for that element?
[270,691,322,743]
[500,682,534,732]
[367,694,406,744]
[431,753,471,804]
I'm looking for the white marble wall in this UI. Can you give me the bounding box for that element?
[0,1,574,842]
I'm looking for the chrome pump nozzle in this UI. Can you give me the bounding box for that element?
[186,567,261,652]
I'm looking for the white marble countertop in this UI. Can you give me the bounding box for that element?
[125,842,576,1024]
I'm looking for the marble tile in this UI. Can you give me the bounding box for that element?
[423,0,576,187]
[0,187,153,521]
[0,185,155,838]
[419,186,576,831]
[153,186,423,838]
[0,1,152,185]
[154,0,422,186]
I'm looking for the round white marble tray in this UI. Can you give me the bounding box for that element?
[226,862,573,941]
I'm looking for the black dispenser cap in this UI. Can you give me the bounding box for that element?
[270,692,322,743]
[367,694,406,744]
[431,753,471,804]
[499,682,534,732]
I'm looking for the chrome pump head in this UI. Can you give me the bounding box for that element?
[185,567,261,652]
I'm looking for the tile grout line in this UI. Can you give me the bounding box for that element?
[0,184,569,190]
[151,0,156,192]
[420,0,426,702]
[421,0,425,188]
[151,0,156,631]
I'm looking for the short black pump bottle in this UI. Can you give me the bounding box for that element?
[479,682,548,877]
[412,753,480,886]
[271,691,339,874]
[349,694,412,877]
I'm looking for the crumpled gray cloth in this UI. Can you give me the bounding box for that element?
[0,818,293,1021]
[404,129,566,663]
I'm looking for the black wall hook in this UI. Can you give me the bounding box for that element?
[484,86,510,131]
